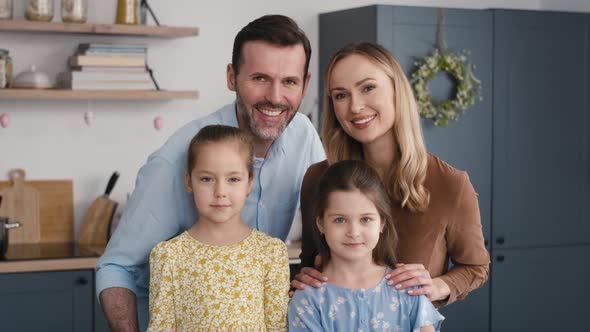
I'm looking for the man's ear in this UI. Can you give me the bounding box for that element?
[227,64,236,91]
[184,172,193,193]
[302,72,311,96]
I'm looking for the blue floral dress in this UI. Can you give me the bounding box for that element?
[288,269,444,332]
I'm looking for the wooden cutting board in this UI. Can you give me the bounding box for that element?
[78,196,117,246]
[0,171,73,243]
[0,169,40,244]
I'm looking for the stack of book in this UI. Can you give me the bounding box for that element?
[58,43,155,90]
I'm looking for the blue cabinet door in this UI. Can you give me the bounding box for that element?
[491,245,590,331]
[0,270,93,331]
[492,9,590,249]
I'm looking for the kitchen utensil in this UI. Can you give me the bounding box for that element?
[25,0,54,22]
[116,0,138,24]
[61,0,87,23]
[11,65,53,89]
[0,169,40,244]
[0,178,73,243]
[78,172,119,246]
[0,195,22,258]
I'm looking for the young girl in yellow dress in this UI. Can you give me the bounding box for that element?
[147,125,290,331]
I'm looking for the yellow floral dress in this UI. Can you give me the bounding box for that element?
[147,230,290,332]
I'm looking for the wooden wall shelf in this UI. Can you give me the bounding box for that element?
[0,89,199,100]
[0,20,199,38]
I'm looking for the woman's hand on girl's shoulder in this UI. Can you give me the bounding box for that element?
[385,263,450,302]
[289,256,328,297]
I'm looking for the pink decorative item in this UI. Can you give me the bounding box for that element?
[0,113,9,128]
[153,116,163,131]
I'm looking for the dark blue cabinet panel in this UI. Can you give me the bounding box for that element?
[0,270,93,332]
[491,245,590,331]
[493,10,590,249]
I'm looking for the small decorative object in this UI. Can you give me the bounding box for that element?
[84,111,94,126]
[0,113,9,128]
[0,0,13,20]
[116,0,138,25]
[410,9,482,127]
[25,0,54,22]
[153,116,163,131]
[0,49,12,88]
[11,65,53,89]
[61,0,87,23]
[411,49,481,126]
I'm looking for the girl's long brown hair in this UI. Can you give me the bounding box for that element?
[313,160,398,269]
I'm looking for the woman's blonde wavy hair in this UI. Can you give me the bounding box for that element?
[322,42,429,212]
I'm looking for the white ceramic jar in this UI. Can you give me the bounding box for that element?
[61,0,87,23]
[0,0,13,20]
[25,0,54,22]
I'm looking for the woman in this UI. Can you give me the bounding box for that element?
[293,42,489,306]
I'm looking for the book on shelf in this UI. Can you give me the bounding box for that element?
[70,66,147,73]
[82,50,147,57]
[57,71,155,90]
[58,80,156,90]
[78,43,148,51]
[60,71,151,81]
[69,54,146,67]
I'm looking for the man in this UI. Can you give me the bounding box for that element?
[96,15,325,331]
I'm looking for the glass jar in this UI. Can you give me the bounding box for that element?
[116,0,138,25]
[0,0,13,20]
[61,0,87,23]
[25,0,54,22]
[0,49,13,88]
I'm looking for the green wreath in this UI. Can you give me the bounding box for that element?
[411,49,481,126]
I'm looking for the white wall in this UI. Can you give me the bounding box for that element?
[1,0,589,236]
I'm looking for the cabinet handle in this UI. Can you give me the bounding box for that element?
[496,254,505,262]
[496,237,505,245]
[76,277,88,285]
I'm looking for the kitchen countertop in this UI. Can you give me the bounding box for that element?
[0,242,104,273]
[0,241,303,274]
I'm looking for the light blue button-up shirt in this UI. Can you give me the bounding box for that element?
[96,103,325,329]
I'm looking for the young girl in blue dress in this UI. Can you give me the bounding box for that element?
[288,160,444,331]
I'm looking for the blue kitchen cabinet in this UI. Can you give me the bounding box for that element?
[492,9,590,249]
[320,4,590,332]
[491,246,590,332]
[0,270,93,331]
[491,9,590,331]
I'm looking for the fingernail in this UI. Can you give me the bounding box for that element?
[322,276,328,281]
[408,290,413,294]
[387,280,393,286]
[395,284,401,289]
[385,274,391,279]
[314,282,322,288]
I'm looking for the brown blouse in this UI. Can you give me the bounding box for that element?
[299,153,490,306]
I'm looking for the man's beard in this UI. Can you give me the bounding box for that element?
[235,92,298,141]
